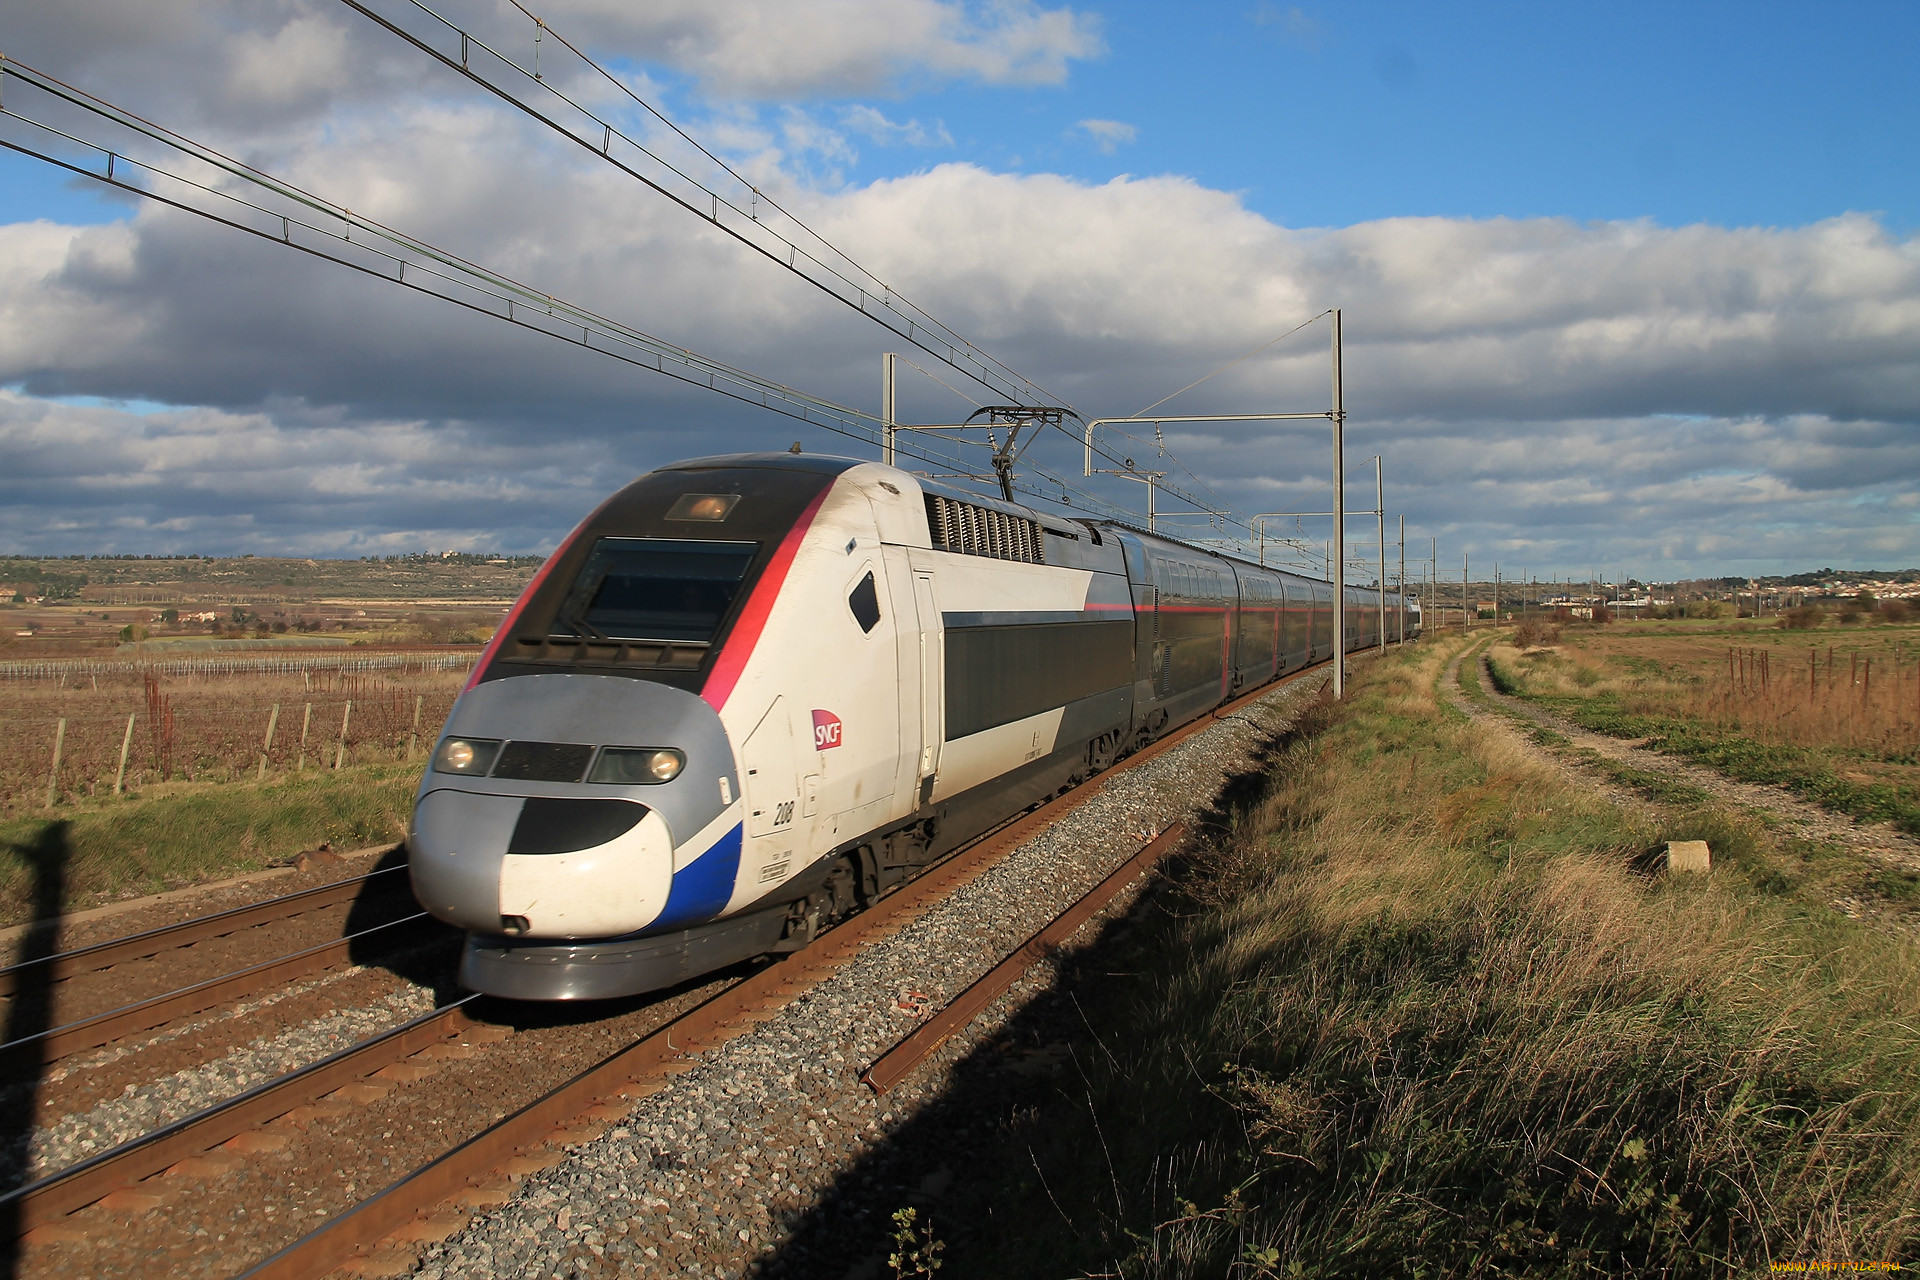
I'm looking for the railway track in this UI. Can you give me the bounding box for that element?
[8,662,1332,1278]
[0,864,409,1000]
[244,667,1327,1279]
[0,865,451,1080]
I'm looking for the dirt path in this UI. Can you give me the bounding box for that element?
[1440,641,1660,819]
[1443,637,1920,935]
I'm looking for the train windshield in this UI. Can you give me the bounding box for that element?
[552,537,759,644]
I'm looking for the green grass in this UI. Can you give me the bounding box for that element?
[0,764,417,926]
[945,638,1920,1277]
[1512,682,1920,835]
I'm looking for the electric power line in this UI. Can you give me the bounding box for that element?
[335,0,1064,412]
[0,56,1145,527]
[333,0,1263,535]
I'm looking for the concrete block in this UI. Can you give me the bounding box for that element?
[279,1102,352,1127]
[547,1124,604,1147]
[165,1154,242,1179]
[337,1248,419,1279]
[22,1220,90,1245]
[1666,840,1711,872]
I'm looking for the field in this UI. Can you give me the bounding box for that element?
[0,659,474,924]
[1,552,533,657]
[1485,614,1920,833]
[0,554,523,920]
[939,635,1920,1275]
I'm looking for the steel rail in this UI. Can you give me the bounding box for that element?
[862,822,1189,1094]
[1,997,481,1235]
[0,912,452,1076]
[0,863,408,998]
[237,663,1332,1279]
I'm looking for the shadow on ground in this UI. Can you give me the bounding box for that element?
[343,844,466,1007]
[0,821,69,1280]
[756,712,1313,1279]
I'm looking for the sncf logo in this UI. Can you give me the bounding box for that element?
[811,709,843,750]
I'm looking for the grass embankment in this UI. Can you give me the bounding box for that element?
[0,765,416,926]
[1485,625,1920,835]
[952,639,1920,1276]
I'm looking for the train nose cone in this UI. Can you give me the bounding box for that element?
[409,793,677,937]
[408,672,741,939]
[408,789,521,932]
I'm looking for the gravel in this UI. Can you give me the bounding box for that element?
[407,674,1326,1280]
[1,978,440,1186]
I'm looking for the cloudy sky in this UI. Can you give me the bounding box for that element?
[1,0,1917,579]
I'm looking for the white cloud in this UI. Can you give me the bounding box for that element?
[0,390,627,555]
[0,1,1101,142]
[541,0,1106,97]
[841,105,953,148]
[0,7,1916,572]
[1072,118,1138,154]
[1253,4,1324,52]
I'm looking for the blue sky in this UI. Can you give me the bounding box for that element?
[10,4,1915,232]
[602,0,1920,232]
[0,0,1916,574]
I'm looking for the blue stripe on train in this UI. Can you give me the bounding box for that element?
[649,823,743,931]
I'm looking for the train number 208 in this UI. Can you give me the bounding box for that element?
[773,800,796,827]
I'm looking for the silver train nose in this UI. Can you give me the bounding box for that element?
[407,673,740,941]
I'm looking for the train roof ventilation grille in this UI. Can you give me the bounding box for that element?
[924,494,1045,564]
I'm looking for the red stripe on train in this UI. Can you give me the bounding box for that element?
[701,486,833,712]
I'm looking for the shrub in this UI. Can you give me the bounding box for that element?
[1512,620,1561,650]
[1777,605,1824,630]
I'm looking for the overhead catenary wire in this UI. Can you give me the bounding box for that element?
[333,0,1257,536]
[890,354,985,410]
[333,0,1065,412]
[0,56,1151,529]
[1089,309,1338,512]
[0,54,1338,560]
[1130,311,1332,419]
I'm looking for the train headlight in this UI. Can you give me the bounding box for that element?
[589,747,685,785]
[433,737,502,775]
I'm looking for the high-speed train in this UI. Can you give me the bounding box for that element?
[409,453,1418,1000]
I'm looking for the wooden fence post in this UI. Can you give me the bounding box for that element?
[408,695,423,759]
[297,702,313,771]
[334,700,353,770]
[115,711,136,796]
[46,718,66,809]
[259,703,281,781]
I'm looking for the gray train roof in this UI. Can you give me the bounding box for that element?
[649,453,1412,597]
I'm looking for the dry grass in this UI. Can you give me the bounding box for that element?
[0,764,419,924]
[1488,626,1920,832]
[1502,638,1920,762]
[0,664,464,814]
[957,639,1920,1277]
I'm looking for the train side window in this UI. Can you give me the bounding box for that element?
[848,571,881,633]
